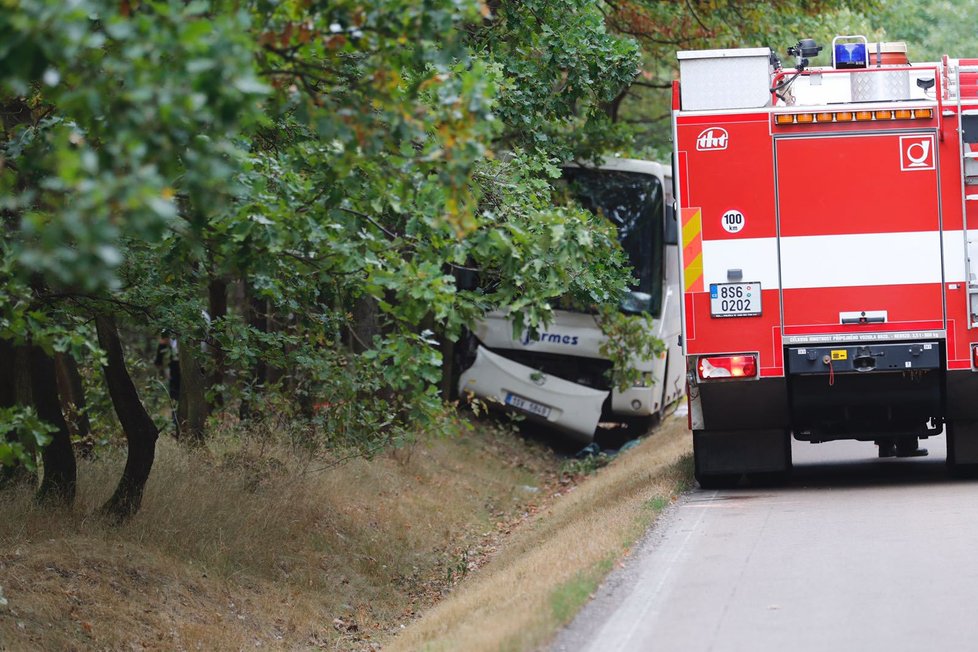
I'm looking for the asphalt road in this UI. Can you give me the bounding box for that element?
[553,432,978,652]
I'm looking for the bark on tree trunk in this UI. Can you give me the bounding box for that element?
[348,294,380,354]
[239,285,268,420]
[53,352,92,456]
[207,277,228,411]
[31,346,77,505]
[602,87,628,122]
[0,338,15,409]
[178,340,207,443]
[265,310,285,386]
[0,339,38,488]
[95,315,159,521]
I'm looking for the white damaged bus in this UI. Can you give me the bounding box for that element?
[457,159,685,443]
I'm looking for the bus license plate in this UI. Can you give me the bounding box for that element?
[505,392,552,419]
[710,282,761,318]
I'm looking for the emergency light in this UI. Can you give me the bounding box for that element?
[834,42,867,69]
[832,35,868,69]
[773,107,933,125]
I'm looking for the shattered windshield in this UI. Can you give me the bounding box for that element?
[560,168,664,315]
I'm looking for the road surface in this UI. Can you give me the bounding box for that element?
[553,433,978,652]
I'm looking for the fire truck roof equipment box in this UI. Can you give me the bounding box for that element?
[677,47,772,111]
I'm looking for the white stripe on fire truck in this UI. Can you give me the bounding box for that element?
[941,230,973,283]
[701,237,780,288]
[701,231,952,290]
[780,232,943,289]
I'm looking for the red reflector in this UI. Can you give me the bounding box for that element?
[698,354,758,380]
[972,345,978,368]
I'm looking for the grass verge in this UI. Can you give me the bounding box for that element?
[0,421,560,650]
[386,413,693,652]
[0,412,692,651]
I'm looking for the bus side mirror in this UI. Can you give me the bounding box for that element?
[664,201,678,245]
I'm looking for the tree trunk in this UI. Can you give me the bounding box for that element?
[265,309,285,386]
[602,87,628,122]
[53,352,92,456]
[0,339,38,489]
[95,315,159,521]
[207,277,228,411]
[31,346,77,505]
[348,294,380,354]
[178,340,207,442]
[239,284,268,420]
[0,338,15,408]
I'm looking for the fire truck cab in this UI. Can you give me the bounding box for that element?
[673,38,978,486]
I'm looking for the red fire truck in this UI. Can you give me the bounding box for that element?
[673,37,978,487]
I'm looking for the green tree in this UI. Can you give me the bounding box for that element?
[1,0,645,517]
[1,0,271,515]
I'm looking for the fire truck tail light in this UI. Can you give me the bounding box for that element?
[816,112,834,122]
[875,110,893,120]
[836,111,853,121]
[972,345,978,368]
[895,109,913,119]
[914,108,933,119]
[775,114,794,125]
[796,113,815,124]
[698,355,758,380]
[855,111,873,121]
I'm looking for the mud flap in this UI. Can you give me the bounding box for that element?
[693,428,792,479]
[946,420,978,470]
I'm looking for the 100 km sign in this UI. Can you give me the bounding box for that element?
[722,209,744,234]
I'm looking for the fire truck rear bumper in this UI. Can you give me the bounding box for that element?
[457,345,609,443]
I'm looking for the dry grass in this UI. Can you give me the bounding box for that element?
[0,420,560,651]
[0,412,693,652]
[386,414,693,652]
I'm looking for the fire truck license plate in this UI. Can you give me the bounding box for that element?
[505,392,552,419]
[709,282,761,318]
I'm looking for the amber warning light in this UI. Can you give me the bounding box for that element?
[698,355,758,380]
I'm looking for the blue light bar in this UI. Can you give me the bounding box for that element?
[834,43,867,69]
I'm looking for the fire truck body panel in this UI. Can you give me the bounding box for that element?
[776,131,944,336]
[674,44,978,484]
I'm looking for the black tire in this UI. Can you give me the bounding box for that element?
[895,436,919,457]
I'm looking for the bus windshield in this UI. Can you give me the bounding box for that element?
[560,168,665,315]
